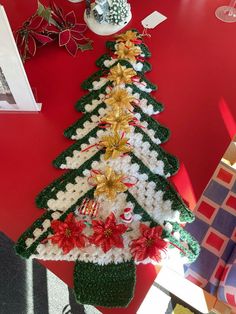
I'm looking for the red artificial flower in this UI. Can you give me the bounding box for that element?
[48,213,86,254]
[46,2,88,56]
[15,14,53,61]
[89,213,128,253]
[130,224,168,262]
[15,2,91,61]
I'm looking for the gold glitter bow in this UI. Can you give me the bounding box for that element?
[107,63,137,86]
[115,41,141,62]
[93,167,128,200]
[101,109,133,133]
[115,30,140,43]
[105,88,135,111]
[99,132,132,160]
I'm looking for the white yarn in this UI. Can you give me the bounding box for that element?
[47,177,91,211]
[92,77,108,90]
[26,194,143,265]
[103,59,143,72]
[81,87,159,116]
[84,98,104,113]
[90,76,153,93]
[61,128,168,179]
[164,222,173,233]
[24,160,183,265]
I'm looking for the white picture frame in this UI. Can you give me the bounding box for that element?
[0,5,41,111]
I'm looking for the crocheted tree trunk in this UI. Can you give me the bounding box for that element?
[15,30,200,308]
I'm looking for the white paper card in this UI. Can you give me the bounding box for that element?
[141,11,167,29]
[0,5,41,111]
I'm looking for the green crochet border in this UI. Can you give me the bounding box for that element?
[81,60,157,91]
[74,261,136,307]
[129,154,193,222]
[127,192,199,262]
[134,106,170,143]
[75,82,163,114]
[64,103,107,138]
[35,161,96,209]
[15,189,95,258]
[168,222,200,262]
[96,53,152,73]
[15,210,53,258]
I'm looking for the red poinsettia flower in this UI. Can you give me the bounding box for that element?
[46,2,88,56]
[130,224,168,262]
[48,213,86,254]
[89,213,128,253]
[16,14,53,61]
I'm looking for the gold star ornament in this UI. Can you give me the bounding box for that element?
[107,63,137,86]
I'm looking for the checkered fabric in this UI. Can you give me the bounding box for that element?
[184,162,236,306]
[217,246,236,307]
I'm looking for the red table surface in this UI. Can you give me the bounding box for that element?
[0,0,236,313]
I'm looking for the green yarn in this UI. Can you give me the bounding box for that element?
[16,189,96,258]
[74,261,136,307]
[170,222,200,262]
[134,106,170,143]
[126,192,199,262]
[15,210,53,258]
[64,103,107,138]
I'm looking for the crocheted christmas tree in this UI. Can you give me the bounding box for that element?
[15,30,200,308]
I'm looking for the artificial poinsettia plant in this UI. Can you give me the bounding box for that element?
[15,1,92,61]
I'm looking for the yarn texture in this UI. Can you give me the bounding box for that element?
[15,29,200,308]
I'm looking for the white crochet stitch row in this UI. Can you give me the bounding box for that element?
[92,80,153,93]
[60,129,169,178]
[45,156,180,226]
[82,86,160,116]
[25,192,182,265]
[69,107,162,145]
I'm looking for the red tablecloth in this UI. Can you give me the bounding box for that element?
[0,0,236,313]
